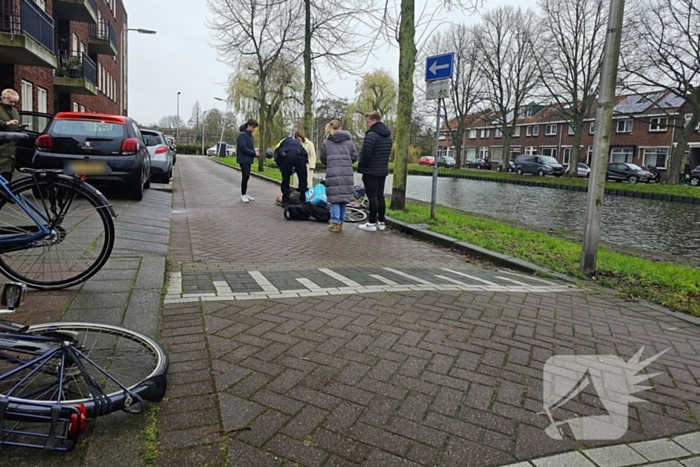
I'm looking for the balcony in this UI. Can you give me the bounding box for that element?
[88,20,117,55]
[0,0,56,67]
[54,52,97,96]
[53,0,97,24]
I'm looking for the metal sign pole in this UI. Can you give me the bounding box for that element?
[431,98,441,219]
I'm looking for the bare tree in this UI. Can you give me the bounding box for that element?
[208,0,303,170]
[620,0,700,184]
[474,6,540,165]
[534,0,606,177]
[427,23,482,169]
[157,115,184,129]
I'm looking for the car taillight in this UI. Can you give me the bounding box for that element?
[36,134,52,152]
[155,145,168,154]
[121,138,140,155]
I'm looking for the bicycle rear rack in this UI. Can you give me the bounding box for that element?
[0,397,85,451]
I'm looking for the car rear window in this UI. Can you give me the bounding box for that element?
[50,120,125,138]
[142,133,164,146]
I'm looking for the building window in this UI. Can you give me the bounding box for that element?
[34,0,46,11]
[684,113,700,131]
[643,147,669,169]
[526,126,532,136]
[513,126,521,137]
[532,125,540,136]
[525,146,537,155]
[587,146,593,165]
[545,124,557,136]
[71,33,78,57]
[37,87,47,113]
[479,146,488,158]
[562,147,571,165]
[495,128,503,138]
[616,119,633,133]
[568,124,574,135]
[80,105,85,113]
[649,117,668,132]
[480,129,490,138]
[541,147,558,159]
[73,102,79,112]
[509,146,521,157]
[466,147,476,160]
[589,121,595,134]
[21,80,33,111]
[468,129,477,139]
[610,147,634,163]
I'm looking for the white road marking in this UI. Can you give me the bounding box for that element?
[249,271,279,293]
[441,268,498,286]
[213,281,233,295]
[383,267,435,285]
[369,274,399,286]
[497,270,557,285]
[319,268,362,287]
[297,278,323,291]
[495,276,530,286]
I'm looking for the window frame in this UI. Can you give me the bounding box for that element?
[545,124,557,136]
[532,125,540,136]
[616,119,633,133]
[468,129,477,139]
[642,147,669,170]
[649,117,668,132]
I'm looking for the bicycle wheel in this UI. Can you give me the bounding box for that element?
[0,175,115,289]
[0,323,168,415]
[345,207,368,223]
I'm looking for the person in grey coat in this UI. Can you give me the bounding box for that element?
[320,120,358,232]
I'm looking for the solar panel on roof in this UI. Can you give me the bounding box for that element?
[656,93,685,109]
[614,92,663,114]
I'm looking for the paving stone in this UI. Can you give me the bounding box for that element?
[629,438,692,461]
[681,457,700,466]
[583,445,649,467]
[532,452,597,467]
[266,433,329,467]
[675,433,700,455]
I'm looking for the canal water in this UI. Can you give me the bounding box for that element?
[341,174,700,264]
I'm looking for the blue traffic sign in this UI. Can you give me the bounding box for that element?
[426,53,454,82]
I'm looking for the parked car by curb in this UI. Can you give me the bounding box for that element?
[606,162,654,183]
[514,155,564,177]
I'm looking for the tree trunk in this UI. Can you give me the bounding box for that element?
[302,0,313,136]
[502,125,512,167]
[667,114,699,184]
[453,130,463,169]
[390,0,416,211]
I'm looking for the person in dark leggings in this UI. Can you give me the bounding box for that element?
[235,118,259,203]
[357,110,392,231]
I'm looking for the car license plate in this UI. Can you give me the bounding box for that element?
[65,161,108,175]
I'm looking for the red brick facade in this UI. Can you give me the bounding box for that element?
[1,0,127,116]
[439,92,700,171]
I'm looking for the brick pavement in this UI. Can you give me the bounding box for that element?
[158,156,700,467]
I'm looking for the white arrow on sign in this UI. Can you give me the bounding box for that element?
[429,61,449,75]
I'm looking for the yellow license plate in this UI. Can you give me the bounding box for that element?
[65,161,108,175]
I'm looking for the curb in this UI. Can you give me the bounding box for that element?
[213,157,700,327]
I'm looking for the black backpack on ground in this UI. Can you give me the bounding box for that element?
[304,202,331,222]
[284,203,310,220]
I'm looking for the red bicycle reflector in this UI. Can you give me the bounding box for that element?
[68,404,87,440]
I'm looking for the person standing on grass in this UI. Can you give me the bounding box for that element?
[321,120,358,233]
[357,110,392,232]
[236,118,258,203]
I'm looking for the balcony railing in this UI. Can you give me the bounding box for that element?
[86,0,97,14]
[0,0,55,52]
[56,51,97,85]
[88,19,116,47]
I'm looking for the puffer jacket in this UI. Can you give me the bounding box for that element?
[320,130,358,204]
[0,103,20,172]
[358,122,392,176]
[236,124,256,164]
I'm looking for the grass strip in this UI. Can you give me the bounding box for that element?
[387,203,700,316]
[217,157,283,182]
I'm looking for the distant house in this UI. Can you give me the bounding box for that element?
[439,91,700,171]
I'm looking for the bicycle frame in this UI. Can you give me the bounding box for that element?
[0,174,53,247]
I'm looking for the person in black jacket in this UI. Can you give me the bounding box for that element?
[236,118,258,203]
[274,137,308,206]
[358,110,392,231]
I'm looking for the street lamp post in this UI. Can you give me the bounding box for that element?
[201,110,208,156]
[214,96,229,147]
[120,28,156,116]
[176,91,181,141]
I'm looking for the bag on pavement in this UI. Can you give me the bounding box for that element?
[305,183,327,207]
[284,203,310,220]
[303,202,331,222]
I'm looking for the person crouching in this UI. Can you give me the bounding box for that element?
[274,136,308,206]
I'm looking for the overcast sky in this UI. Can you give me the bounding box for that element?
[125,0,537,126]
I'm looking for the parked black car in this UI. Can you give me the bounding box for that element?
[32,112,151,200]
[514,155,564,177]
[436,156,456,168]
[15,111,52,170]
[606,162,654,183]
[497,160,515,172]
[690,166,700,186]
[466,158,492,170]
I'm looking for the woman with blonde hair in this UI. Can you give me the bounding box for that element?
[294,130,316,185]
[320,120,358,232]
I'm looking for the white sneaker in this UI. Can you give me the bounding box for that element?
[241,195,249,203]
[246,194,255,201]
[359,222,377,232]
[377,222,386,231]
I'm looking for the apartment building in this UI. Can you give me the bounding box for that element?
[0,0,127,128]
[439,91,700,172]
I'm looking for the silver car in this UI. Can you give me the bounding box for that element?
[141,129,174,184]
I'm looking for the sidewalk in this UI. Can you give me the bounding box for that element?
[4,184,172,466]
[157,156,700,467]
